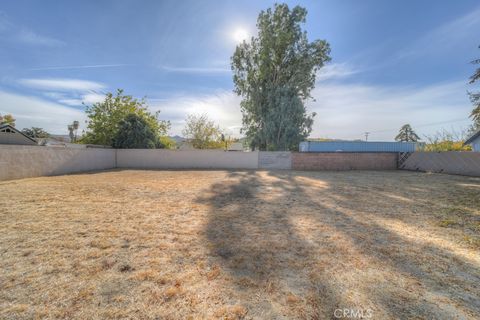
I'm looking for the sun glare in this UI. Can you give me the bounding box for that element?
[233,28,249,42]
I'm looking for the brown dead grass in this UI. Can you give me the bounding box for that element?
[0,170,479,319]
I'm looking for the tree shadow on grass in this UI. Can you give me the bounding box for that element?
[196,170,343,318]
[197,170,480,319]
[278,170,480,319]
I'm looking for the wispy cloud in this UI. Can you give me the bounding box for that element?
[149,90,242,136]
[160,65,231,74]
[316,63,360,82]
[56,92,105,107]
[395,6,480,60]
[82,92,105,104]
[29,64,131,71]
[433,6,480,40]
[0,90,86,133]
[2,79,472,139]
[0,12,64,47]
[18,78,106,91]
[309,80,472,140]
[149,80,472,140]
[16,29,65,46]
[17,78,107,107]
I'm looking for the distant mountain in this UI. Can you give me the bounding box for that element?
[169,135,186,144]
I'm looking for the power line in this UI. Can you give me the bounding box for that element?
[368,117,470,134]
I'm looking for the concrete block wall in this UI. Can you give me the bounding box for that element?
[292,152,398,171]
[401,152,480,177]
[258,152,292,169]
[0,147,402,182]
[116,149,259,169]
[6,146,477,181]
[0,145,116,181]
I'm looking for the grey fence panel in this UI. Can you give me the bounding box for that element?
[258,152,292,169]
[401,152,480,177]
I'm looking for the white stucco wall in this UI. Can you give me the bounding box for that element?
[0,145,116,181]
[116,149,259,169]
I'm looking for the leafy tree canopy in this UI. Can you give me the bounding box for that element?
[395,124,420,142]
[81,89,170,147]
[158,136,176,149]
[21,127,50,139]
[0,114,16,127]
[182,114,226,149]
[468,45,480,131]
[113,113,157,149]
[231,3,330,151]
[422,129,471,151]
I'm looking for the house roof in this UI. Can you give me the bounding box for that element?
[0,124,38,144]
[464,129,480,145]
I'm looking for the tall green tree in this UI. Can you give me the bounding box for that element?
[395,124,420,142]
[231,3,330,151]
[0,114,16,127]
[81,89,170,147]
[182,114,226,149]
[21,127,50,139]
[468,45,480,131]
[113,114,157,149]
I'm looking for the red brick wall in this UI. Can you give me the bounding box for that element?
[292,153,398,171]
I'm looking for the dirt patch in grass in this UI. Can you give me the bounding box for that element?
[0,170,479,319]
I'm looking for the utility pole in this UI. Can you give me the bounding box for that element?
[364,132,370,141]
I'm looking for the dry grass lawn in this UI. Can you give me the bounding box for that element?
[1,170,479,319]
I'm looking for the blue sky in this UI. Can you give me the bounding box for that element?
[0,0,479,140]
